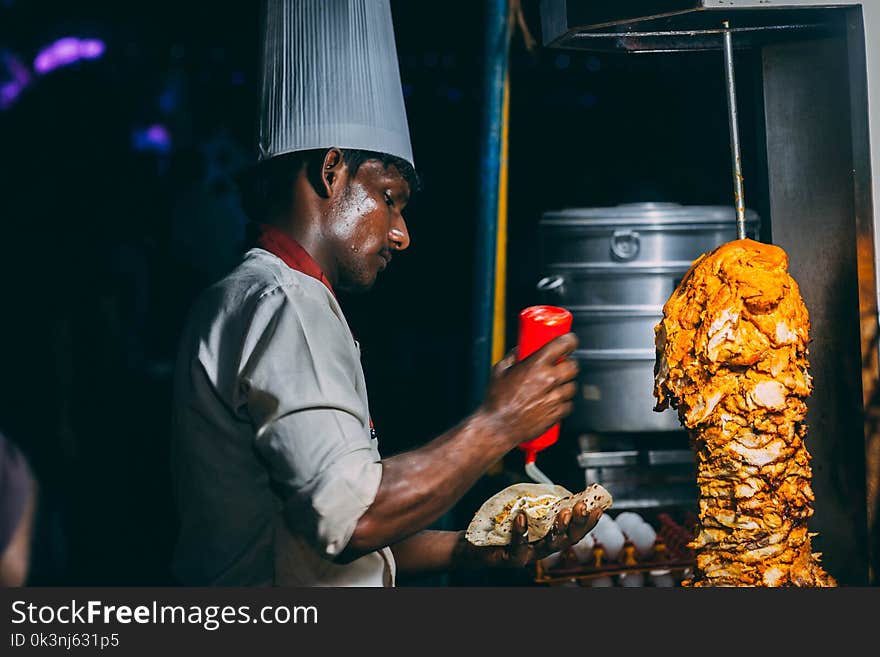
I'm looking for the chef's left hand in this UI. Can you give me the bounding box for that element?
[458,501,602,569]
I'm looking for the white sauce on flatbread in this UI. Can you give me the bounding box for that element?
[495,494,561,525]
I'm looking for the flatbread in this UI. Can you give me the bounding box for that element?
[465,482,613,547]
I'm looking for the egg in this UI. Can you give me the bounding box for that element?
[648,569,676,587]
[589,513,625,561]
[588,575,615,587]
[613,512,657,559]
[628,522,657,559]
[613,512,645,538]
[618,571,645,587]
[570,532,595,563]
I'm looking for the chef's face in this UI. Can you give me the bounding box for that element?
[326,158,411,293]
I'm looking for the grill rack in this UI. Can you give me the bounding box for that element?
[534,512,696,586]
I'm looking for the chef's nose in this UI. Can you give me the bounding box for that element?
[389,216,410,251]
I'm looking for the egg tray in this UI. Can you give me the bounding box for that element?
[534,512,696,586]
[533,547,694,585]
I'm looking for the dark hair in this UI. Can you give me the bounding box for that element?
[236,148,420,223]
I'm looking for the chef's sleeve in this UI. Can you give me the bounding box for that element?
[237,284,382,558]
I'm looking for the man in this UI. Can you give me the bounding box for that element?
[0,432,36,587]
[170,0,598,586]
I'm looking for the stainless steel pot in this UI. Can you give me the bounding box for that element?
[571,307,662,351]
[538,264,689,308]
[571,349,682,433]
[538,203,761,433]
[540,203,760,266]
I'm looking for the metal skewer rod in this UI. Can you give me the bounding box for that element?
[722,20,747,240]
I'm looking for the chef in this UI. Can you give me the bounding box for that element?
[170,0,598,586]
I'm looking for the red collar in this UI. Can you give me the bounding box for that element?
[251,223,375,430]
[252,223,335,297]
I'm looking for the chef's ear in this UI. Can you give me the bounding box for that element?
[320,147,344,197]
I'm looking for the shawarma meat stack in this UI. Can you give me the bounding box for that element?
[653,239,836,587]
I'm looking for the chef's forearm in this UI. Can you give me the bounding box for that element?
[389,530,463,575]
[337,411,512,563]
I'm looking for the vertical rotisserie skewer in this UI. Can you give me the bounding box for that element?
[722,20,747,241]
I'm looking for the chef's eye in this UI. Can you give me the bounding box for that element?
[384,191,394,208]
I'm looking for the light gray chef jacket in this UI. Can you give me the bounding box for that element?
[171,248,394,586]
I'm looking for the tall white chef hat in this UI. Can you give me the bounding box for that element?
[256,0,414,168]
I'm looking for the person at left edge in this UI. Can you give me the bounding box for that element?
[0,432,36,586]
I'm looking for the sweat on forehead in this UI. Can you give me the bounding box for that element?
[338,148,420,193]
[236,147,418,223]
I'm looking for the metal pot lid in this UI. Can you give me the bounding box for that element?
[574,348,657,361]
[571,305,664,316]
[545,262,693,274]
[541,202,760,227]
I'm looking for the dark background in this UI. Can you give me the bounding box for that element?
[0,0,758,585]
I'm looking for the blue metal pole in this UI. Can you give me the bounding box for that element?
[471,0,511,410]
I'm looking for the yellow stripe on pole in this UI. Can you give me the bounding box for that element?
[487,61,510,478]
[491,67,510,366]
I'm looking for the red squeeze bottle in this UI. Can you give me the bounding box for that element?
[516,305,574,465]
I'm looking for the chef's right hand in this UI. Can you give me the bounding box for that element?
[478,333,579,447]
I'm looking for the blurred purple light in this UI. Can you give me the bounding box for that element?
[54,38,79,59]
[146,124,170,143]
[34,37,106,75]
[7,55,30,85]
[80,40,106,59]
[0,80,23,109]
[0,51,31,110]
[33,52,52,74]
[132,123,172,154]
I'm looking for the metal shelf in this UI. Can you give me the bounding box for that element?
[540,1,846,53]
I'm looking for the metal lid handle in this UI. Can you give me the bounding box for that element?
[536,275,566,295]
[610,229,641,261]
